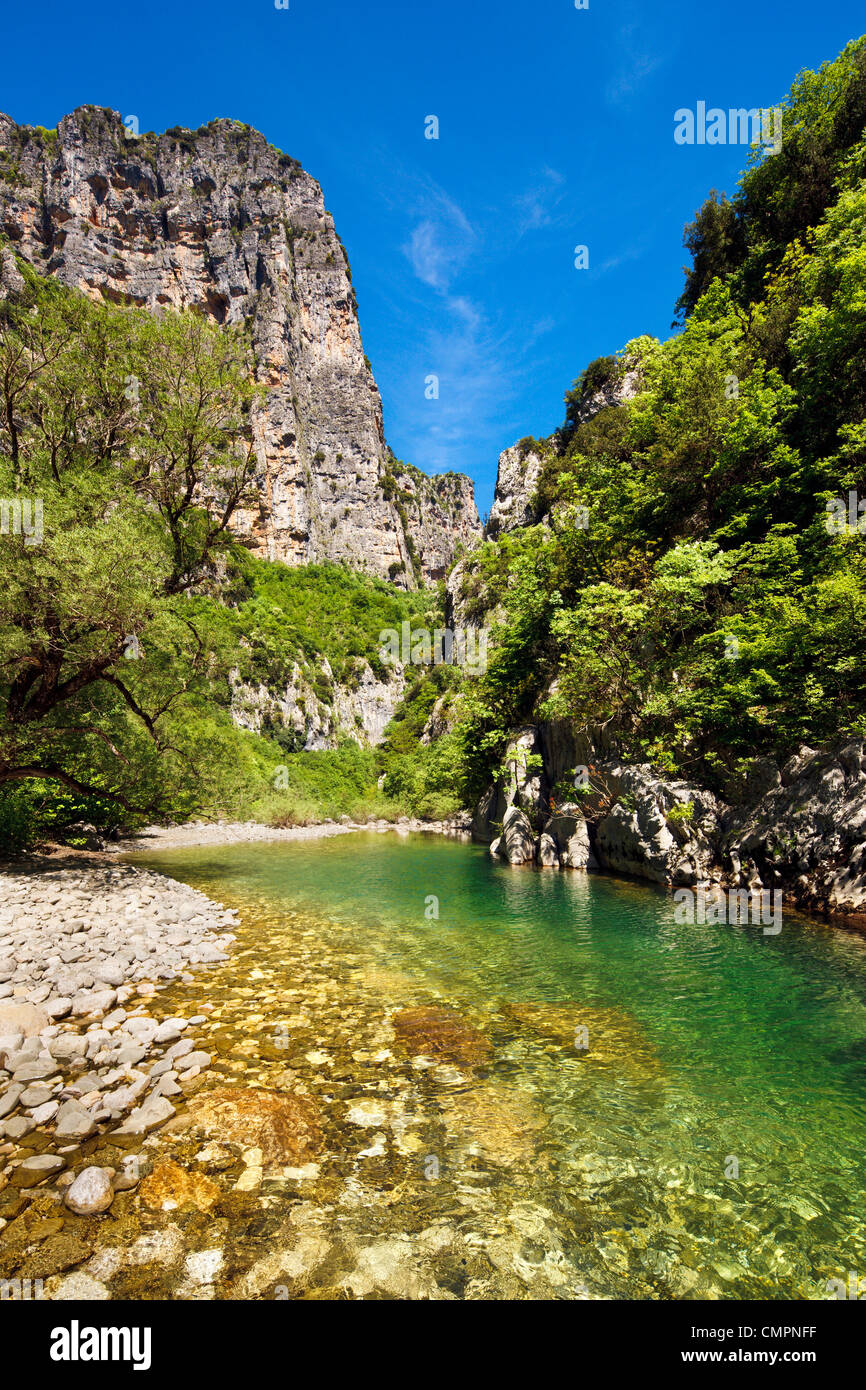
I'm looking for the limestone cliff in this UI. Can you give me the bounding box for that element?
[231,656,406,752]
[485,360,641,539]
[486,442,546,538]
[471,721,866,921]
[0,106,480,585]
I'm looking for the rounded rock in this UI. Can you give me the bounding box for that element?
[11,1152,65,1187]
[64,1165,115,1216]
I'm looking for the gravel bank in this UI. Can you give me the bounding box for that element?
[113,814,471,853]
[0,861,237,1204]
[0,813,473,1233]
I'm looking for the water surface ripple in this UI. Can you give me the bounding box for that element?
[133,833,866,1300]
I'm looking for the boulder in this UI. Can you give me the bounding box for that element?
[113,1093,176,1137]
[65,1166,114,1215]
[544,810,598,870]
[10,1153,65,1187]
[54,1099,98,1142]
[536,832,560,868]
[593,764,722,885]
[0,1001,49,1038]
[501,805,536,865]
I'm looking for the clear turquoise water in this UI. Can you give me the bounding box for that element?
[136,832,866,1299]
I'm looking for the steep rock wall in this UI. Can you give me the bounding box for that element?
[0,106,480,585]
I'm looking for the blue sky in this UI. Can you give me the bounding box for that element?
[2,0,863,516]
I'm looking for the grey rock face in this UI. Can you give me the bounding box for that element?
[231,654,405,751]
[590,764,723,886]
[471,726,547,844]
[537,832,561,868]
[0,106,481,586]
[725,741,866,915]
[544,811,598,870]
[484,365,639,541]
[475,718,866,920]
[486,444,546,538]
[498,805,536,865]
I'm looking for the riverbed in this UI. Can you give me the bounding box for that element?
[3,830,865,1300]
[124,833,866,1299]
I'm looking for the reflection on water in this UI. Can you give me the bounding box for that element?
[126,832,866,1300]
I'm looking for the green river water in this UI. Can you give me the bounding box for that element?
[130,831,866,1300]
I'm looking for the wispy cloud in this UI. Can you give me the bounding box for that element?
[402,189,476,290]
[514,166,567,235]
[595,243,646,276]
[605,17,666,106]
[330,147,567,504]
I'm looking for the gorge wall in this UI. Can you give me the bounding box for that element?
[0,106,480,586]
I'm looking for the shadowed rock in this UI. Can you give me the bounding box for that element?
[392,1006,492,1066]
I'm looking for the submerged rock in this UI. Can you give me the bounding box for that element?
[392,1006,492,1067]
[438,1081,548,1166]
[172,1086,321,1165]
[44,1271,110,1300]
[139,1160,220,1213]
[343,1236,439,1299]
[506,1001,661,1081]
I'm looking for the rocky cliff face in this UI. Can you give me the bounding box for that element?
[231,656,406,751]
[471,721,866,922]
[0,106,480,585]
[485,443,545,538]
[485,362,641,539]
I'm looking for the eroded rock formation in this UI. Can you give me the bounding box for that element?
[0,106,480,585]
[473,721,866,920]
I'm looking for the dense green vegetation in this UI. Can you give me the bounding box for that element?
[392,36,866,803]
[0,260,428,845]
[2,36,863,846]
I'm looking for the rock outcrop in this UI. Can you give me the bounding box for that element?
[0,107,481,586]
[230,655,404,750]
[586,764,723,887]
[486,443,546,538]
[473,722,866,920]
[490,805,537,865]
[724,741,866,917]
[484,361,640,540]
